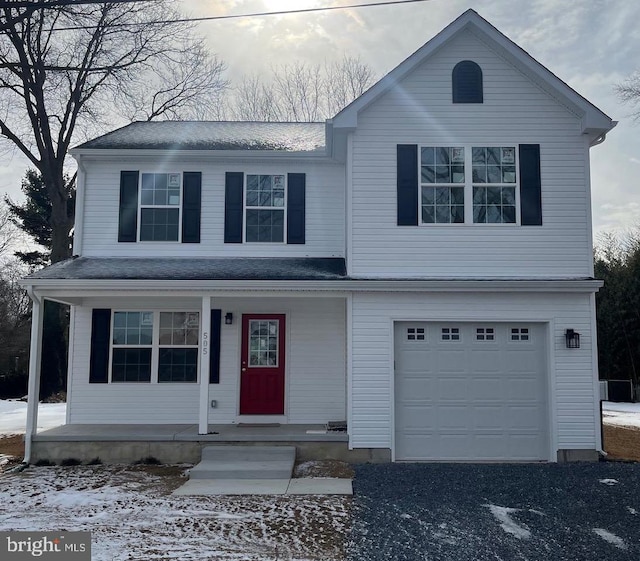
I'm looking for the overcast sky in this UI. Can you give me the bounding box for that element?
[1,0,638,239]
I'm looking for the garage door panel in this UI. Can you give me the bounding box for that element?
[473,406,506,429]
[398,405,436,428]
[437,378,469,400]
[394,322,548,461]
[437,406,471,429]
[397,377,436,401]
[470,378,504,399]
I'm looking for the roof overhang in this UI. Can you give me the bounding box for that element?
[22,278,604,307]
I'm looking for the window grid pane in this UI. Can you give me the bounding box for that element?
[158,348,198,383]
[140,208,180,241]
[159,312,200,346]
[112,348,152,382]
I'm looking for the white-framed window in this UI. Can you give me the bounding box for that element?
[110,310,200,383]
[476,327,495,341]
[472,147,517,224]
[245,174,286,243]
[420,147,465,224]
[441,327,460,341]
[419,145,519,225]
[139,172,182,241]
[407,327,426,341]
[510,327,530,341]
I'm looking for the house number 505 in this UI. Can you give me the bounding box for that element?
[202,332,209,356]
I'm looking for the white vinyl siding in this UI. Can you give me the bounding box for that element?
[81,160,344,258]
[349,29,592,278]
[350,291,597,454]
[67,297,346,425]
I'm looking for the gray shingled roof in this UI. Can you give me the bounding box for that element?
[74,121,326,152]
[28,257,347,281]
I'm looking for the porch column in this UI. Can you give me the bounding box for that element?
[199,295,212,435]
[24,293,44,463]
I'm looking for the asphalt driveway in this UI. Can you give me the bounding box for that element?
[348,462,640,561]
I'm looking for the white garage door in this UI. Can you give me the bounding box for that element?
[394,322,549,461]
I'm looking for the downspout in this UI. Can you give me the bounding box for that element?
[22,286,43,466]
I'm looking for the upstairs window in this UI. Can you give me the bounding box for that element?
[140,173,181,241]
[118,171,202,244]
[245,174,285,243]
[472,147,517,224]
[420,147,465,224]
[452,60,483,103]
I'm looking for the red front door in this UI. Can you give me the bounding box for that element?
[239,314,286,415]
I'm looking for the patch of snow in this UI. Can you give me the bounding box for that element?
[593,528,627,549]
[0,400,66,435]
[627,507,637,515]
[484,504,531,540]
[599,479,619,486]
[602,401,640,429]
[0,465,349,561]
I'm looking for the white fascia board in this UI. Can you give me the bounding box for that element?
[332,10,614,137]
[68,148,334,163]
[22,278,604,295]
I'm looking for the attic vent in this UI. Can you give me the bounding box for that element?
[452,60,483,103]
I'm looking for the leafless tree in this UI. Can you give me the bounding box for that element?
[274,62,323,122]
[0,1,228,264]
[616,72,640,120]
[232,75,282,122]
[324,55,375,117]
[230,56,376,122]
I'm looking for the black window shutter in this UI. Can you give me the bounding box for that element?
[89,309,111,384]
[452,60,483,103]
[210,309,222,384]
[118,171,139,242]
[519,144,542,226]
[287,173,306,244]
[224,172,244,243]
[397,145,418,226]
[182,172,202,243]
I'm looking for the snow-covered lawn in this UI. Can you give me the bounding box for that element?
[0,465,350,561]
[602,401,640,429]
[0,399,66,435]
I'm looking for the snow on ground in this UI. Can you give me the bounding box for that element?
[602,401,640,429]
[0,465,350,561]
[593,528,627,550]
[0,399,66,435]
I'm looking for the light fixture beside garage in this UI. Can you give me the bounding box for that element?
[224,312,233,325]
[565,329,580,349]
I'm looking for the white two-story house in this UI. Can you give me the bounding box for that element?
[22,10,615,464]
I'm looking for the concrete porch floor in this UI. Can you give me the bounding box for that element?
[28,423,384,464]
[32,423,348,443]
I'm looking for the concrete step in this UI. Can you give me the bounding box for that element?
[200,445,296,462]
[190,445,296,480]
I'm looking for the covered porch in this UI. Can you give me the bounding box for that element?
[21,257,353,464]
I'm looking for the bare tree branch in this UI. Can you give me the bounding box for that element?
[0,1,228,263]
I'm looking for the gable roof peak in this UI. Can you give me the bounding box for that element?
[331,9,614,144]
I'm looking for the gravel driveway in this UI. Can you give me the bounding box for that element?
[349,462,640,561]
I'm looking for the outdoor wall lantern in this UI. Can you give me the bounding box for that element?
[224,312,233,325]
[565,329,580,349]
